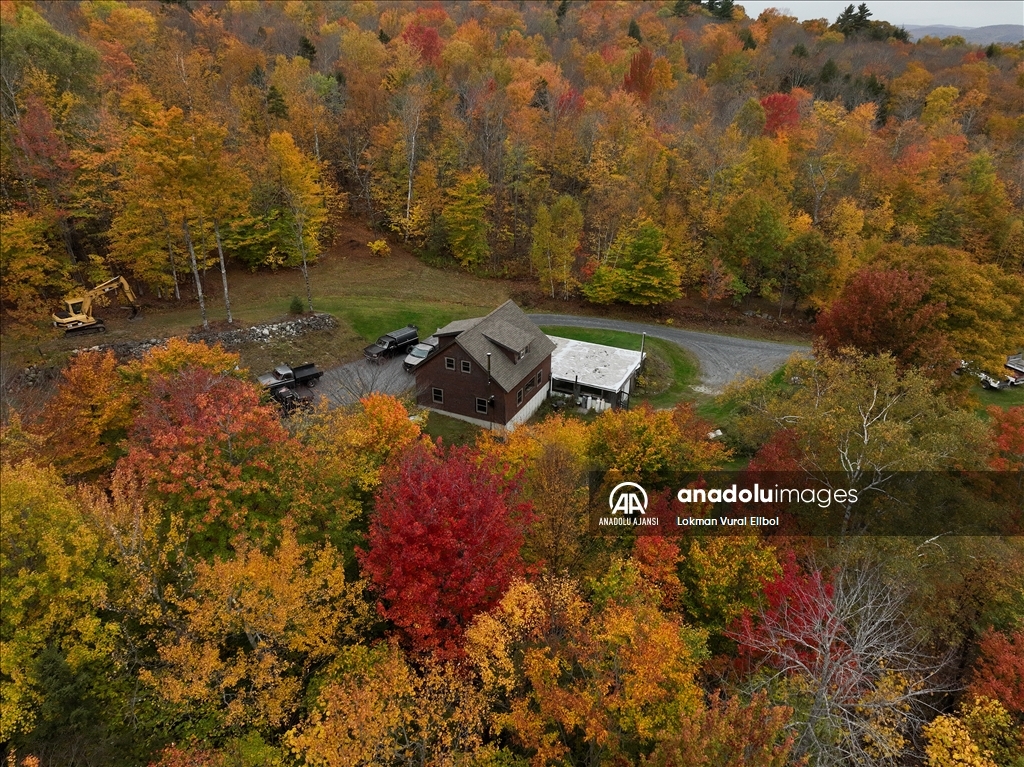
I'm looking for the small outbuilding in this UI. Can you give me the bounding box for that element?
[548,336,645,412]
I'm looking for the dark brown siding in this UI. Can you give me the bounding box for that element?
[415,339,551,427]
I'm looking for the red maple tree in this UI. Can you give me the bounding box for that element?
[623,47,656,103]
[814,267,955,378]
[400,23,443,65]
[987,406,1024,472]
[358,442,532,659]
[732,553,852,677]
[119,367,295,548]
[760,93,800,136]
[968,628,1024,716]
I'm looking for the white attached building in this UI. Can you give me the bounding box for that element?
[547,336,645,411]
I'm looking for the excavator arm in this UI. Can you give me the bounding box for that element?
[84,277,140,317]
[53,276,141,334]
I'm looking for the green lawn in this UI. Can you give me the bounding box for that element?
[423,411,483,446]
[319,297,490,344]
[539,325,699,409]
[539,326,647,351]
[975,383,1024,411]
[695,367,790,423]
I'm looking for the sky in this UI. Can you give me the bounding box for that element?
[736,1,1024,28]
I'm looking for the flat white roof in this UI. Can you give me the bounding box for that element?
[548,336,644,393]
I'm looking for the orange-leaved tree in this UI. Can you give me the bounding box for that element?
[140,523,368,733]
[38,350,133,480]
[589,402,731,485]
[117,366,301,555]
[466,564,707,764]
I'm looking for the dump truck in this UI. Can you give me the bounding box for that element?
[257,362,324,391]
[52,276,140,335]
[257,362,323,413]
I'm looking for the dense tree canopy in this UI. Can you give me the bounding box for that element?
[2,1,1024,764]
[0,0,1020,340]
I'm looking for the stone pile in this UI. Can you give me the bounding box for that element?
[66,312,339,360]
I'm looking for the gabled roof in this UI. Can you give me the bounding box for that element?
[452,300,555,392]
[482,320,534,355]
[435,317,481,337]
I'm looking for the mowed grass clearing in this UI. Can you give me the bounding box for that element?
[975,384,1024,411]
[21,220,509,369]
[422,411,483,446]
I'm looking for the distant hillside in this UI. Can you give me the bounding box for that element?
[903,24,1024,45]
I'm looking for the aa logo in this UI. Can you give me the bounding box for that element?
[609,482,648,515]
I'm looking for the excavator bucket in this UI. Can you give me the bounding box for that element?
[128,304,141,320]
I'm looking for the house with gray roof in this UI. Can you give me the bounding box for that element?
[414,300,555,429]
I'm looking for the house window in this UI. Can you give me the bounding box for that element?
[476,397,488,414]
[536,371,543,385]
[517,389,523,406]
[445,357,455,370]
[432,388,444,403]
[461,360,471,374]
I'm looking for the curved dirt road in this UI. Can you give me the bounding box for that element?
[529,313,808,394]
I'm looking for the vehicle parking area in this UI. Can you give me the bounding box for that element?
[316,355,415,407]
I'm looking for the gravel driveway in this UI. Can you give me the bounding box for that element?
[529,313,808,394]
[313,316,807,406]
[317,356,415,407]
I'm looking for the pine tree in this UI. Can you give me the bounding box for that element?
[628,19,643,43]
[583,217,682,305]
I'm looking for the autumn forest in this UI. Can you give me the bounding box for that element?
[1,1,1023,765]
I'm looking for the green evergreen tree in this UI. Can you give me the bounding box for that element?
[267,85,289,119]
[707,0,735,20]
[583,217,682,305]
[628,19,643,43]
[556,0,570,25]
[298,35,317,61]
[672,0,699,16]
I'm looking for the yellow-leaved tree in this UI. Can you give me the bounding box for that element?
[285,643,487,765]
[0,210,71,330]
[140,523,369,732]
[267,130,335,312]
[466,567,708,764]
[0,460,115,742]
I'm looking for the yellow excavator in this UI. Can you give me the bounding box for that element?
[52,276,141,335]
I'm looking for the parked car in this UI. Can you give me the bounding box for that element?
[403,336,438,371]
[364,324,419,362]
